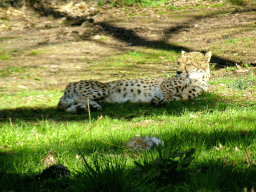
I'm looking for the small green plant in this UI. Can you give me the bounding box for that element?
[125,0,138,5]
[30,50,45,56]
[110,1,117,6]
[20,75,29,79]
[210,64,216,71]
[0,66,26,77]
[225,66,237,71]
[209,2,226,8]
[224,38,240,44]
[97,0,104,6]
[244,37,252,42]
[100,36,109,41]
[125,0,168,7]
[134,145,196,187]
[144,0,168,7]
[31,51,40,55]
[0,53,10,60]
[241,63,251,68]
[79,154,156,191]
[0,36,19,41]
[228,79,248,90]
[247,70,255,79]
[0,49,11,60]
[127,50,142,57]
[228,75,256,90]
[168,4,178,10]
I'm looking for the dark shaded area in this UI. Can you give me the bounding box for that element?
[31,3,95,26]
[1,147,256,191]
[31,2,256,67]
[0,93,224,123]
[0,91,255,124]
[0,170,72,192]
[31,164,70,181]
[1,98,256,190]
[95,21,241,67]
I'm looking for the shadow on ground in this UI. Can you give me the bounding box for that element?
[0,93,227,123]
[1,135,256,192]
[27,3,256,68]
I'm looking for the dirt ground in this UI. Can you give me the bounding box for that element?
[0,1,256,93]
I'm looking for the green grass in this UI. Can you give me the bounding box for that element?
[0,49,11,60]
[224,38,240,44]
[80,49,178,79]
[0,53,10,60]
[1,48,256,191]
[1,46,256,191]
[111,49,178,66]
[1,1,256,190]
[30,51,41,55]
[0,36,19,41]
[0,66,27,77]
[1,85,256,191]
[125,0,168,7]
[228,78,256,90]
[198,2,227,9]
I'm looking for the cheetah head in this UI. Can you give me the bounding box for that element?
[176,51,212,82]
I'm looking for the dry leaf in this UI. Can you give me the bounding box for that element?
[214,146,219,151]
[245,150,252,164]
[189,114,197,118]
[244,186,256,192]
[42,151,58,167]
[214,143,223,151]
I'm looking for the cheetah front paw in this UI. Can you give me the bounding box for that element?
[151,96,167,106]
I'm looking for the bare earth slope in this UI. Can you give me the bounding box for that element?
[0,1,256,94]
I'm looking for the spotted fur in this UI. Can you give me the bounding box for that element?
[58,51,212,113]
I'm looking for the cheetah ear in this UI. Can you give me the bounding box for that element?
[181,50,186,56]
[205,51,212,62]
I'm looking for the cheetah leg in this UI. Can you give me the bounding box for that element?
[66,101,102,113]
[151,89,168,105]
[74,96,102,110]
[66,104,85,113]
[66,102,95,113]
[57,96,75,110]
[151,96,168,105]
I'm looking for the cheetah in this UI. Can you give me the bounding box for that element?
[58,51,212,113]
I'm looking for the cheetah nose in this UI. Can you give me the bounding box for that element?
[176,71,182,75]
